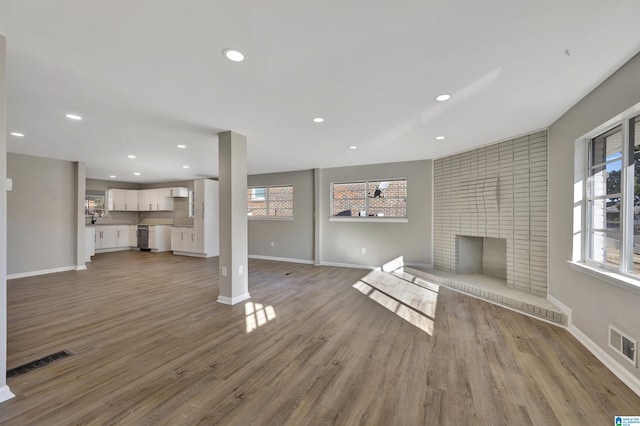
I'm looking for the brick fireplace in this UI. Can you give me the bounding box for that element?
[433,131,547,297]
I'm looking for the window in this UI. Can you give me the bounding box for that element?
[584,114,640,276]
[249,187,265,201]
[247,185,293,218]
[85,190,107,217]
[331,179,407,218]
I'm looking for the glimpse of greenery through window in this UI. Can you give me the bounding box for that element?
[586,115,640,275]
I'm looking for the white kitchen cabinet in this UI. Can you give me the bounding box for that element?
[125,190,138,211]
[93,225,133,252]
[149,225,171,252]
[157,189,174,211]
[171,227,195,253]
[116,225,130,247]
[108,189,125,211]
[139,189,156,211]
[169,187,189,197]
[139,189,174,211]
[129,225,137,247]
[95,226,118,249]
[108,189,139,211]
[85,227,95,261]
[193,179,219,257]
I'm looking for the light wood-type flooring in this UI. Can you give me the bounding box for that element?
[2,251,639,425]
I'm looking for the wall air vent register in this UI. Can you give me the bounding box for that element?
[609,325,637,367]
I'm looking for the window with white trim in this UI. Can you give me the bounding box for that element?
[247,185,293,218]
[585,113,640,275]
[331,179,407,218]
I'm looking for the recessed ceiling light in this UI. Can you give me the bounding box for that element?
[349,145,357,150]
[313,117,324,123]
[133,172,141,176]
[177,144,186,149]
[109,175,117,179]
[435,94,451,102]
[10,132,24,137]
[65,113,82,120]
[223,48,245,62]
[182,165,190,169]
[435,136,446,140]
[127,155,136,159]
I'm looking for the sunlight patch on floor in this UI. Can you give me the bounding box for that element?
[245,301,277,333]
[353,280,434,336]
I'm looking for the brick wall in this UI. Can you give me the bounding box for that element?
[434,131,548,296]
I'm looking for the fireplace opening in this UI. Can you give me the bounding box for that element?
[456,236,506,280]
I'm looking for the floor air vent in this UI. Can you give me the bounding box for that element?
[6,350,72,379]
[609,326,637,367]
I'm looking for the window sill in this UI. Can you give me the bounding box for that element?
[248,216,294,221]
[568,261,640,296]
[329,217,408,223]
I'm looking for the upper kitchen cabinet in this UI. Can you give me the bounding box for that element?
[169,187,189,197]
[108,189,138,211]
[139,188,174,211]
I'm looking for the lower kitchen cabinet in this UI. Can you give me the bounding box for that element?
[171,227,195,254]
[95,226,118,250]
[85,227,95,262]
[92,225,135,253]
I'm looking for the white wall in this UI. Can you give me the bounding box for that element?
[248,170,314,262]
[319,160,433,268]
[549,51,640,383]
[7,153,77,276]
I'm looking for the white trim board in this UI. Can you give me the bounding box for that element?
[0,385,15,403]
[568,324,640,397]
[546,293,573,326]
[217,293,251,306]
[319,261,375,270]
[248,255,313,265]
[7,265,77,280]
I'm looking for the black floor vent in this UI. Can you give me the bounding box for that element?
[6,350,72,379]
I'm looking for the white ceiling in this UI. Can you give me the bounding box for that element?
[1,1,640,183]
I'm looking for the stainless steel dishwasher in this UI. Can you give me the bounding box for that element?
[137,225,150,251]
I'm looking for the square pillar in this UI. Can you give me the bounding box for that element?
[217,131,250,305]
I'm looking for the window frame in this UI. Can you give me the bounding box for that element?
[329,178,408,223]
[574,100,640,291]
[247,184,294,221]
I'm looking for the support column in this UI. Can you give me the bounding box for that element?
[314,168,321,266]
[75,162,86,270]
[217,131,250,305]
[0,34,15,403]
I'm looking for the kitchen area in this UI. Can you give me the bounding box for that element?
[85,178,219,262]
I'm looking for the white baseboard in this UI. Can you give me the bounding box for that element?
[95,247,131,254]
[546,294,573,326]
[568,324,640,397]
[217,292,251,305]
[319,261,375,270]
[0,385,15,403]
[248,255,313,265]
[75,265,87,271]
[8,265,76,280]
[172,251,208,258]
